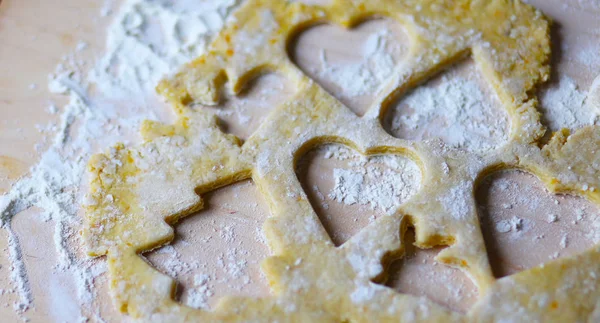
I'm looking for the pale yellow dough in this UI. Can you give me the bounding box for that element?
[83,0,600,321]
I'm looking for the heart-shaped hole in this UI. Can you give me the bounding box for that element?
[144,180,271,310]
[296,144,421,246]
[384,228,478,313]
[291,18,410,117]
[476,170,600,278]
[382,58,509,153]
[193,73,295,141]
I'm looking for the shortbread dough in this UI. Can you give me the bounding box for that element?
[84,0,600,321]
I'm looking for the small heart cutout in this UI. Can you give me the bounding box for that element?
[144,180,271,310]
[296,144,421,246]
[291,19,410,116]
[382,58,509,153]
[476,170,600,278]
[384,228,478,313]
[194,73,295,141]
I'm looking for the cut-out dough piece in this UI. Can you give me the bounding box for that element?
[83,1,600,322]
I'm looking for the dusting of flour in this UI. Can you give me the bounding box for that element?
[477,170,600,277]
[144,181,271,311]
[318,29,402,99]
[0,0,241,320]
[324,145,421,215]
[384,61,509,153]
[539,75,600,132]
[298,144,421,245]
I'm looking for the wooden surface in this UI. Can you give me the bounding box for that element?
[0,0,108,193]
[0,0,599,321]
[0,1,116,321]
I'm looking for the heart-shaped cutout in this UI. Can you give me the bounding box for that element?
[194,73,295,141]
[291,18,410,117]
[144,180,271,310]
[382,58,509,153]
[476,170,600,278]
[384,228,478,313]
[296,143,421,246]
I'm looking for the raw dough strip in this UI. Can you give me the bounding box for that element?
[84,0,600,321]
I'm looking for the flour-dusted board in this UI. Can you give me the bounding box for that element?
[0,0,599,321]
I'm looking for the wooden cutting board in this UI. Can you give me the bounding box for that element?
[0,0,599,321]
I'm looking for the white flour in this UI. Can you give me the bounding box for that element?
[318,29,403,99]
[385,62,509,153]
[325,145,421,215]
[539,75,599,132]
[574,43,600,71]
[0,0,241,320]
[298,144,421,238]
[90,0,238,101]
